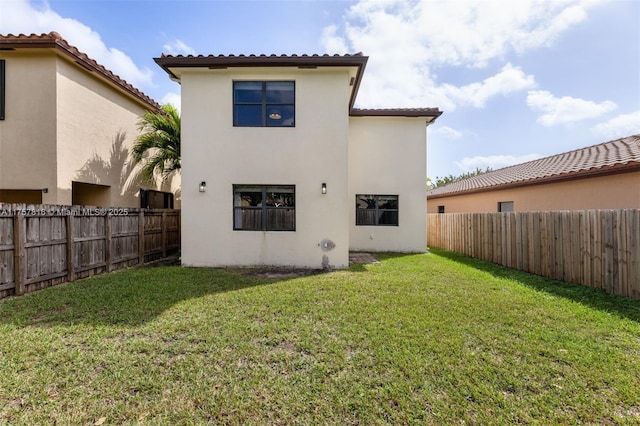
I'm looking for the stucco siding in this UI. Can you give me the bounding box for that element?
[427,171,640,213]
[0,53,57,197]
[55,57,149,207]
[349,116,427,252]
[180,68,351,268]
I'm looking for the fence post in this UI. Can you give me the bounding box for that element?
[105,213,112,272]
[161,211,167,258]
[138,210,145,265]
[66,214,75,282]
[13,214,25,295]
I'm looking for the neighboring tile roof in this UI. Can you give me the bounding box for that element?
[427,134,640,198]
[0,32,161,111]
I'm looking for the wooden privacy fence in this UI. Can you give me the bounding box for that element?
[0,204,180,300]
[427,210,640,299]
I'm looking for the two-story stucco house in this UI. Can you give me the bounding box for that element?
[0,32,177,208]
[155,53,441,269]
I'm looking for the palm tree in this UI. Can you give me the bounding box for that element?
[131,103,181,183]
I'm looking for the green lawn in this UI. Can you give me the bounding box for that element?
[0,249,639,425]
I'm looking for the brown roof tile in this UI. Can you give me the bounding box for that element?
[427,134,640,198]
[0,32,161,111]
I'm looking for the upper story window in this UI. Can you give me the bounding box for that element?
[233,81,295,127]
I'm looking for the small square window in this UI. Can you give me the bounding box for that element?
[498,201,514,212]
[438,205,445,214]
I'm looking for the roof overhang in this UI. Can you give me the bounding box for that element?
[154,53,369,111]
[350,107,442,124]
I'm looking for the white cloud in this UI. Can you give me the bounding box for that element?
[162,39,196,56]
[455,153,543,172]
[435,126,463,139]
[527,90,617,126]
[512,4,588,53]
[0,0,153,87]
[321,25,349,54]
[321,0,604,108]
[440,63,535,109]
[161,92,181,112]
[591,110,640,138]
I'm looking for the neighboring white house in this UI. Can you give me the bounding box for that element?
[155,53,441,268]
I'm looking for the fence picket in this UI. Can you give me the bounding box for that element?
[427,209,640,299]
[0,204,180,300]
[630,210,640,298]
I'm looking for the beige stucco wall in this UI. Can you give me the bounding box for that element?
[349,116,428,252]
[55,57,150,207]
[427,171,640,213]
[0,52,57,198]
[0,49,179,208]
[180,67,352,268]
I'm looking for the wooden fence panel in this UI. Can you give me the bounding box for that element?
[111,214,141,271]
[630,209,640,298]
[0,204,180,300]
[427,210,640,299]
[0,216,15,298]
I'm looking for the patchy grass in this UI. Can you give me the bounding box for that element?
[0,249,639,425]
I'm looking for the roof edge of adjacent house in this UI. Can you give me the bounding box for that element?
[426,134,640,199]
[0,32,162,112]
[426,161,640,200]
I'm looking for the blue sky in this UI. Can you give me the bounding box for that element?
[2,0,639,180]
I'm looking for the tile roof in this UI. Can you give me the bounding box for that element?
[157,52,367,59]
[154,52,368,78]
[427,134,640,198]
[155,52,368,67]
[0,32,161,111]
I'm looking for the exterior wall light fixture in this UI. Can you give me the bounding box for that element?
[42,188,49,193]
[321,183,327,194]
[199,181,206,192]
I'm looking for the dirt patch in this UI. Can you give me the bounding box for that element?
[349,252,380,264]
[142,255,181,267]
[29,304,72,325]
[233,267,328,280]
